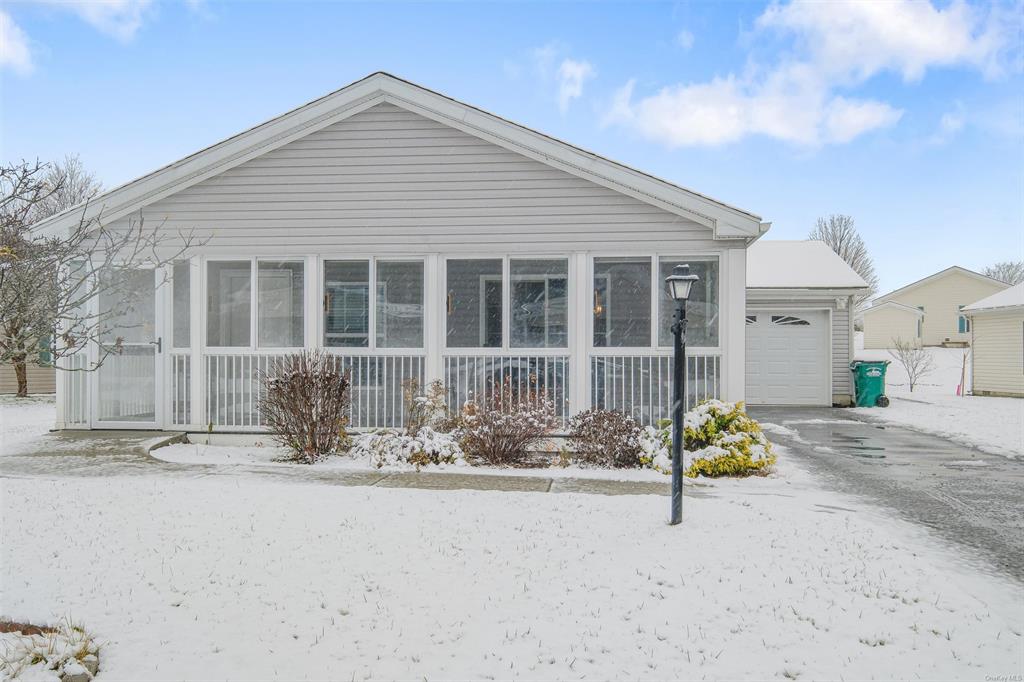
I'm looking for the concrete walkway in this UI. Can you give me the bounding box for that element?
[0,430,676,497]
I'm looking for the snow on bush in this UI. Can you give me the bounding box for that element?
[0,619,99,681]
[351,427,465,469]
[458,376,559,466]
[566,409,643,468]
[637,400,776,477]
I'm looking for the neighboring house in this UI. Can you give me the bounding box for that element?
[745,240,868,407]
[32,73,862,432]
[864,266,1007,349]
[0,364,56,395]
[963,283,1024,398]
[862,301,924,349]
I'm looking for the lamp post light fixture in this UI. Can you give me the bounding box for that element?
[665,264,699,526]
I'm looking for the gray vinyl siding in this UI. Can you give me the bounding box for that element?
[0,364,56,395]
[831,305,852,399]
[114,103,715,254]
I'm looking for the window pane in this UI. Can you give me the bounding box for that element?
[324,261,370,347]
[377,261,424,348]
[100,267,155,344]
[511,259,568,348]
[172,261,190,348]
[593,258,651,347]
[447,259,502,348]
[658,258,719,347]
[207,261,251,347]
[258,261,304,347]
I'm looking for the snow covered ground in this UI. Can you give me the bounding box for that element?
[2,400,1023,679]
[0,395,56,455]
[854,337,1023,459]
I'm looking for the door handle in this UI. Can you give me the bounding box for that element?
[150,337,162,353]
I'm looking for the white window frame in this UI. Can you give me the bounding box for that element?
[203,256,307,353]
[319,255,427,354]
[442,254,572,354]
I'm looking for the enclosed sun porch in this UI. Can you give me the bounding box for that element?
[58,251,741,433]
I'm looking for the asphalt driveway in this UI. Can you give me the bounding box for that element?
[750,406,1024,583]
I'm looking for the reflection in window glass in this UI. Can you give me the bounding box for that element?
[100,267,156,344]
[207,261,252,347]
[658,258,719,347]
[511,259,567,348]
[593,258,651,347]
[172,262,190,348]
[258,261,304,347]
[324,261,370,347]
[376,261,424,348]
[447,259,502,348]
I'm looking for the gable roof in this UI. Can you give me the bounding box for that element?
[963,282,1024,313]
[31,72,768,240]
[863,300,925,317]
[746,240,868,289]
[874,266,1006,303]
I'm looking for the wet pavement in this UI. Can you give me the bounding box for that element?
[750,406,1024,583]
[0,430,676,497]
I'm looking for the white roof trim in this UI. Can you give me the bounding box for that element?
[32,72,766,240]
[963,282,1024,314]
[874,266,1006,303]
[863,300,925,317]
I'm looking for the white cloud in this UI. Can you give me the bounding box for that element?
[676,29,694,51]
[557,58,595,113]
[606,0,1019,147]
[36,0,153,42]
[0,10,33,75]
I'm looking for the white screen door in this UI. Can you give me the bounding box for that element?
[94,267,162,427]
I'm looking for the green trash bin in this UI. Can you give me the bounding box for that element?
[850,360,890,407]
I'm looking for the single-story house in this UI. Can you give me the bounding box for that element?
[32,73,862,432]
[863,266,1007,349]
[861,301,924,349]
[963,283,1024,398]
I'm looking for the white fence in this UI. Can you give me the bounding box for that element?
[62,352,89,427]
[203,353,424,430]
[170,353,191,427]
[590,354,721,424]
[443,354,571,427]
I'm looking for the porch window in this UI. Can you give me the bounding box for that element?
[324,261,371,347]
[510,259,568,348]
[172,261,190,349]
[376,260,424,348]
[593,258,651,347]
[206,261,251,347]
[446,259,502,348]
[658,257,719,347]
[258,261,305,347]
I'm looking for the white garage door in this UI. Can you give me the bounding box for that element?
[745,310,830,406]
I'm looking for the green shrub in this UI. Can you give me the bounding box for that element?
[638,400,775,478]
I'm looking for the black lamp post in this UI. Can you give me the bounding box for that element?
[665,264,699,526]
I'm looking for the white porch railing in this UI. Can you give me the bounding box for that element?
[590,354,721,424]
[170,353,191,427]
[203,353,424,430]
[62,353,89,427]
[443,354,571,427]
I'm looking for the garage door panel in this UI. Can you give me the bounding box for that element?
[746,309,829,406]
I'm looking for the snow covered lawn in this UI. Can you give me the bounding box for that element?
[0,395,56,454]
[854,342,1023,459]
[3,455,1021,680]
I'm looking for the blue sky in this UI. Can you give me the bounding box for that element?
[2,0,1021,293]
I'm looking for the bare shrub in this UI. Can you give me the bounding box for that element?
[401,378,455,436]
[889,337,935,392]
[458,375,559,466]
[258,350,351,463]
[567,409,642,468]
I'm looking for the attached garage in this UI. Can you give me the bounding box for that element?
[745,309,831,405]
[745,241,869,407]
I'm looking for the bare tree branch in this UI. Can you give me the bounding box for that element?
[808,214,879,312]
[982,261,1024,285]
[888,337,935,393]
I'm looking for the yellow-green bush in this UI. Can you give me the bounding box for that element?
[638,400,776,477]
